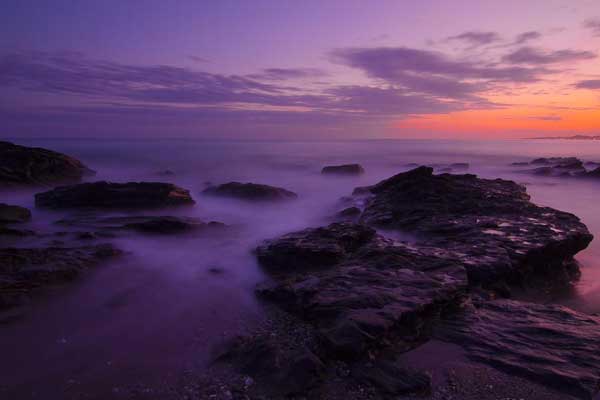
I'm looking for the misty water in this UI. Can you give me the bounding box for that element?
[2,138,600,397]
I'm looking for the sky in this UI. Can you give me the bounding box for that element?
[1,0,599,139]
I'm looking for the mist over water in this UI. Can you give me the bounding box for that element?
[2,138,600,396]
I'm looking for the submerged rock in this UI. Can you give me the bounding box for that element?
[203,182,297,202]
[436,299,600,399]
[57,215,224,235]
[0,140,94,187]
[0,244,120,309]
[355,166,592,287]
[0,204,31,224]
[256,223,468,358]
[35,181,195,209]
[321,163,365,175]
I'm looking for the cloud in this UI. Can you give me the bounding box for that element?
[332,46,549,91]
[249,68,327,80]
[583,18,600,36]
[528,115,562,121]
[446,31,502,47]
[513,31,542,45]
[575,79,600,89]
[503,46,596,64]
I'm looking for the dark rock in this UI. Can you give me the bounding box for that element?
[436,299,600,399]
[0,140,94,187]
[35,181,195,209]
[355,166,593,287]
[256,223,467,358]
[0,227,35,236]
[0,244,120,309]
[218,336,325,396]
[511,161,530,166]
[352,360,431,396]
[57,215,223,235]
[321,164,365,175]
[335,206,362,221]
[203,182,297,202]
[0,204,31,224]
[531,157,581,165]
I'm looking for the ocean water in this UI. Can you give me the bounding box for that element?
[2,138,600,397]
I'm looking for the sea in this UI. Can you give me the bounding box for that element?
[2,138,600,397]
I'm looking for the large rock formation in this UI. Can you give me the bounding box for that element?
[355,166,592,287]
[436,299,600,399]
[0,141,94,187]
[203,182,297,202]
[0,244,120,309]
[256,223,468,358]
[35,181,195,209]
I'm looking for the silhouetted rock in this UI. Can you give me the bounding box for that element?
[256,223,467,358]
[35,181,195,209]
[56,215,224,235]
[0,204,31,224]
[0,141,94,187]
[437,299,600,399]
[335,206,361,221]
[355,166,592,287]
[203,182,297,201]
[513,157,588,177]
[321,163,365,175]
[0,244,120,309]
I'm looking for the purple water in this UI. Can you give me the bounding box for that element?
[2,138,600,397]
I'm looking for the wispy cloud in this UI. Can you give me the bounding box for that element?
[575,79,600,89]
[583,18,600,36]
[446,31,502,47]
[503,46,596,64]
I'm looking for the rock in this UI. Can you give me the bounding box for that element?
[0,140,94,187]
[515,157,587,177]
[56,215,224,235]
[35,181,195,209]
[355,166,593,288]
[352,360,431,396]
[0,244,120,309]
[531,157,581,165]
[256,223,468,358]
[335,206,362,221]
[217,336,325,396]
[321,164,365,175]
[436,299,600,399]
[511,161,530,166]
[0,204,31,224]
[202,182,297,202]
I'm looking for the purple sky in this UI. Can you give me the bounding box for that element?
[1,0,599,139]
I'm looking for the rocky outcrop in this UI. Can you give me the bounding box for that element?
[256,223,468,358]
[321,164,365,175]
[0,141,94,187]
[0,204,31,224]
[35,181,195,209]
[354,166,592,287]
[509,157,600,178]
[0,244,120,309]
[57,215,224,235]
[203,182,297,202]
[436,299,600,399]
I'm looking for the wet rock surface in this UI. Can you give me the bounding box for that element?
[215,167,600,399]
[203,182,297,201]
[321,163,365,175]
[436,299,600,399]
[0,140,94,187]
[511,156,600,178]
[57,215,225,235]
[355,166,592,287]
[35,181,195,209]
[0,204,31,224]
[0,244,120,309]
[256,222,468,357]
